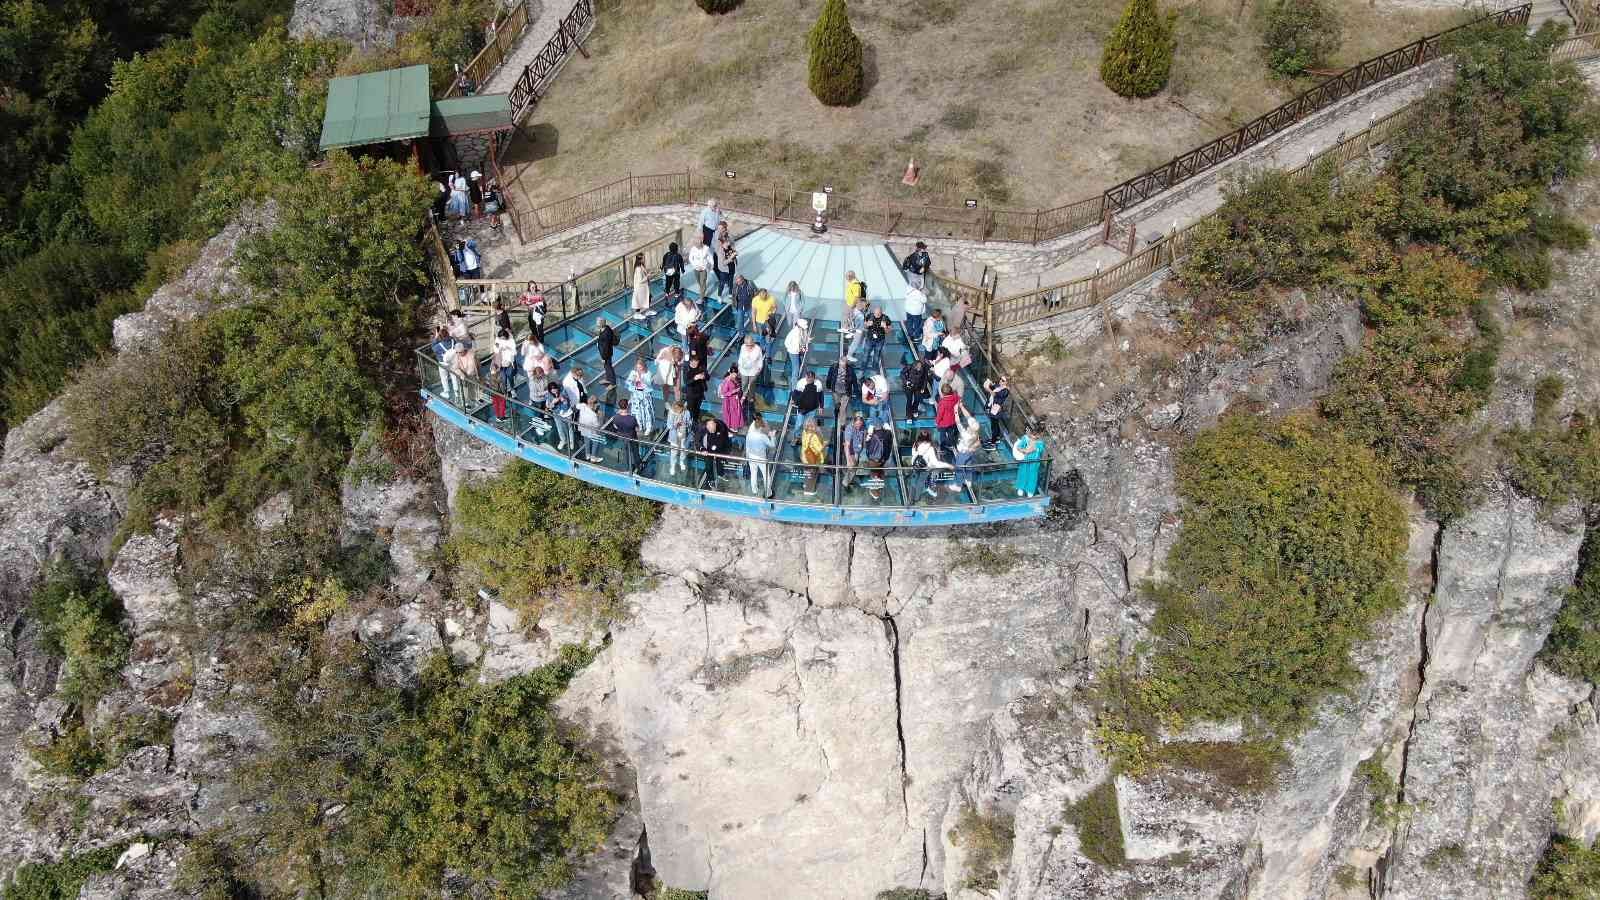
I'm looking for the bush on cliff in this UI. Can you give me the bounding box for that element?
[1141,413,1408,735]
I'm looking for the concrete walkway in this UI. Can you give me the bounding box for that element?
[485,0,566,95]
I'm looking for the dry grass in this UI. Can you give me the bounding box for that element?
[505,0,1467,213]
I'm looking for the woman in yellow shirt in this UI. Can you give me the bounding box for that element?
[752,289,776,330]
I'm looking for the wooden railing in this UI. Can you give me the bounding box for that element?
[986,104,1422,332]
[1551,28,1600,62]
[442,0,533,99]
[507,0,597,121]
[508,5,1529,247]
[1098,4,1530,215]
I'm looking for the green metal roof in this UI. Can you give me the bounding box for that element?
[319,65,432,151]
[430,93,514,138]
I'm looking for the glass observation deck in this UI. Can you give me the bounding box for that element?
[418,229,1052,526]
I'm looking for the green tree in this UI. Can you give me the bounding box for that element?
[1143,413,1408,735]
[448,461,660,622]
[695,0,743,12]
[1260,0,1342,77]
[807,0,864,107]
[1099,0,1175,98]
[1540,535,1600,686]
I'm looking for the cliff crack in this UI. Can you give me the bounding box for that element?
[1390,517,1446,886]
[882,612,910,825]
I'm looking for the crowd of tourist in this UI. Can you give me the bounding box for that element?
[428,199,1048,504]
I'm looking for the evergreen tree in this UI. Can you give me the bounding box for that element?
[696,0,743,12]
[1100,0,1176,98]
[807,0,864,107]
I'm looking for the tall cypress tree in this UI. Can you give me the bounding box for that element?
[1100,0,1177,98]
[807,0,864,107]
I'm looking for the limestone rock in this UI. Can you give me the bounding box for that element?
[112,203,276,354]
[289,0,399,48]
[433,415,514,510]
[106,520,184,635]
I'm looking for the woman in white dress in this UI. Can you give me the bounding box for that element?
[630,253,651,319]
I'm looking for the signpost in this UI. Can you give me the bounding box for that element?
[811,191,829,235]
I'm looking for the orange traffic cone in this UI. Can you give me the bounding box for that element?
[901,157,920,187]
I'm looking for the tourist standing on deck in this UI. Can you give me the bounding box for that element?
[720,369,746,431]
[861,373,889,431]
[716,226,737,300]
[666,400,691,476]
[903,283,928,344]
[902,241,932,290]
[452,340,479,406]
[683,355,709,419]
[745,418,774,497]
[983,376,1011,449]
[862,306,889,371]
[630,254,651,319]
[902,354,930,421]
[752,287,776,334]
[732,275,755,334]
[842,412,867,489]
[578,396,604,462]
[737,336,765,388]
[784,320,810,386]
[921,308,946,358]
[548,383,574,451]
[674,294,701,354]
[700,199,721,249]
[613,399,641,472]
[784,281,804,323]
[661,242,684,297]
[935,385,961,456]
[562,366,586,410]
[595,319,618,386]
[800,420,826,496]
[954,404,983,495]
[844,301,866,364]
[688,239,714,303]
[656,345,683,402]
[864,423,892,501]
[792,369,822,440]
[1012,425,1046,497]
[627,359,655,434]
[910,432,954,500]
[699,416,731,482]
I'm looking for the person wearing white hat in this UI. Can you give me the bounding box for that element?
[784,319,810,386]
[468,170,484,219]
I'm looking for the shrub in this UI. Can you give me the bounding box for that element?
[951,803,1014,890]
[237,643,613,897]
[448,461,659,623]
[29,722,107,779]
[1064,780,1126,869]
[175,834,251,900]
[1144,413,1408,735]
[1260,0,1342,77]
[1322,317,1490,519]
[30,568,128,710]
[1175,165,1340,346]
[1497,413,1600,511]
[1531,835,1600,899]
[1151,740,1286,792]
[3,843,129,900]
[695,0,743,12]
[1099,0,1175,98]
[807,0,864,107]
[1387,24,1600,286]
[1540,535,1600,684]
[1340,245,1483,330]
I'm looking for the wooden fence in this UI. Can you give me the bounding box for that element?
[508,5,1530,247]
[507,0,597,121]
[1097,4,1530,215]
[442,0,533,99]
[986,104,1422,331]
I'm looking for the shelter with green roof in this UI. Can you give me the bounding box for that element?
[319,65,517,175]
